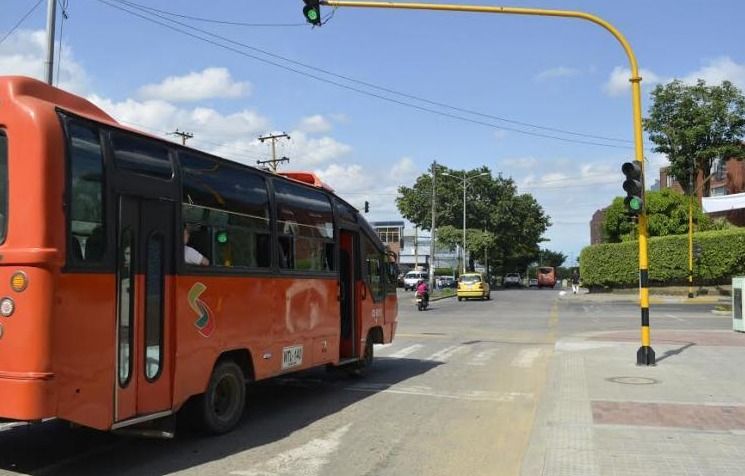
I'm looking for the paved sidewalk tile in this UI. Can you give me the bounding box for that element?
[522,329,745,476]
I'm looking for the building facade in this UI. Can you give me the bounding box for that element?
[590,207,608,244]
[660,158,745,225]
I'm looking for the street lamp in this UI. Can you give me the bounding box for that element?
[441,171,489,273]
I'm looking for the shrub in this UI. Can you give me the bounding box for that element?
[580,228,745,288]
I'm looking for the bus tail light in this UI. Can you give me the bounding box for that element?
[0,297,15,317]
[11,272,28,292]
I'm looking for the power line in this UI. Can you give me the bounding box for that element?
[0,0,45,47]
[100,0,641,150]
[119,0,630,145]
[113,0,316,27]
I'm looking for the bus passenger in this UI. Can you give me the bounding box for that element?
[184,227,209,266]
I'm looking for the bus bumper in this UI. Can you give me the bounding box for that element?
[0,371,55,421]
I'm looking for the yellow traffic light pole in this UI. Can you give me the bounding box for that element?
[318,0,655,365]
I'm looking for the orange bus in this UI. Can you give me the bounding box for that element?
[0,76,398,434]
[537,267,556,289]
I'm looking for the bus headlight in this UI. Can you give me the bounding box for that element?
[0,297,15,317]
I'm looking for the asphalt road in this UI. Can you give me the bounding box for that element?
[0,289,728,476]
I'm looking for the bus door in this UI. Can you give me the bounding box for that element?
[114,195,175,424]
[339,229,358,359]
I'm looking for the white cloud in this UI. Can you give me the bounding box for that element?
[86,95,271,166]
[0,29,88,93]
[535,66,581,82]
[679,57,745,90]
[500,156,537,169]
[604,57,745,97]
[604,66,665,96]
[138,67,250,102]
[283,131,352,168]
[390,157,419,184]
[297,114,333,134]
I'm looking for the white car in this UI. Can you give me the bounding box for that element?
[503,273,521,288]
[404,271,428,291]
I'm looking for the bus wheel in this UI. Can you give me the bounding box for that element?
[196,360,246,434]
[348,335,374,376]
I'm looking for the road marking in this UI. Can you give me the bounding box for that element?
[467,348,499,366]
[388,344,425,359]
[510,348,544,368]
[230,424,351,476]
[666,313,684,321]
[345,383,533,402]
[427,344,469,362]
[0,422,26,432]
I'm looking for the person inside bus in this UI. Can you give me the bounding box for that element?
[416,279,429,304]
[184,226,209,266]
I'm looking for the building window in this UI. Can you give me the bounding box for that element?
[711,185,728,197]
[713,158,727,181]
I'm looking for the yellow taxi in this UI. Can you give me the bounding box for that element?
[457,273,491,301]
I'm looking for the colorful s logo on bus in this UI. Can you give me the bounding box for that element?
[188,282,215,338]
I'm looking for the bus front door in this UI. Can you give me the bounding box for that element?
[339,230,358,359]
[114,196,175,426]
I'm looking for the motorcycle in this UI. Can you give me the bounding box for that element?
[415,291,429,311]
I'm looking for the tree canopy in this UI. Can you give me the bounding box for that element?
[602,189,728,243]
[396,166,551,274]
[644,79,745,197]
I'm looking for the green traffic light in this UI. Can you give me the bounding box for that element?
[306,10,319,21]
[629,197,643,211]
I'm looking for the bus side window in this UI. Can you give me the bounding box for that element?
[85,226,106,262]
[65,119,106,266]
[278,236,294,269]
[185,224,211,264]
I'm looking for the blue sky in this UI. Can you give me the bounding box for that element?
[2,0,744,264]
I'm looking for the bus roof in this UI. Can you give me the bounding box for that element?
[278,172,335,192]
[1,75,117,126]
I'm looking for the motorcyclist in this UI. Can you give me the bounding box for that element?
[416,279,429,304]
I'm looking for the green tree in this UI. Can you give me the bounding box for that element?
[397,166,550,275]
[603,189,711,243]
[539,249,566,268]
[644,79,745,197]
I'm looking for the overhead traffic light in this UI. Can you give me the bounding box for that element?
[364,201,370,213]
[622,161,644,215]
[303,0,322,25]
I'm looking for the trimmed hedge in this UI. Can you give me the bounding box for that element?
[580,228,745,288]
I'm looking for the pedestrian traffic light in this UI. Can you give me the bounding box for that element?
[622,161,644,215]
[303,0,322,25]
[364,201,370,213]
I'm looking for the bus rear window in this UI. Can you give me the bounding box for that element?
[0,132,6,244]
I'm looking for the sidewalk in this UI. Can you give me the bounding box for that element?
[522,328,745,475]
[559,290,729,305]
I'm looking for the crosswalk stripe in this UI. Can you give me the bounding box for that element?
[468,348,499,366]
[388,344,425,359]
[427,344,470,362]
[510,348,545,368]
[345,382,533,402]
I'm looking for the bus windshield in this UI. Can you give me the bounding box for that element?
[0,132,7,244]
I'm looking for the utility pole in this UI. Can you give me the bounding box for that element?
[170,129,194,145]
[430,160,437,289]
[258,132,291,172]
[414,226,419,270]
[44,0,57,85]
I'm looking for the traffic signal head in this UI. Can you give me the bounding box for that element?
[621,161,644,215]
[364,201,370,213]
[303,0,322,26]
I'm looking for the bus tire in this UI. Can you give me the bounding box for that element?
[347,335,374,377]
[195,360,246,435]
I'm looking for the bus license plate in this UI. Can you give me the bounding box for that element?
[282,345,304,370]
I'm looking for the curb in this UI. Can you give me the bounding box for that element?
[430,294,457,302]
